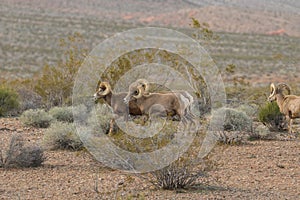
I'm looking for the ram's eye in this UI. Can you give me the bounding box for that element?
[134,90,138,95]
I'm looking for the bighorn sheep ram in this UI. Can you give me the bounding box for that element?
[93,81,142,134]
[123,79,195,123]
[268,83,300,134]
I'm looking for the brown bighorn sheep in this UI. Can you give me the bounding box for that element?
[268,83,300,134]
[93,81,142,134]
[124,79,195,123]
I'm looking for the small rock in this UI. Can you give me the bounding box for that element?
[17,129,23,133]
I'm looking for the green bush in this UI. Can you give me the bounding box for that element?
[0,87,19,116]
[0,135,45,168]
[34,33,87,108]
[49,106,73,123]
[212,107,253,132]
[258,102,286,131]
[43,122,83,150]
[20,109,53,128]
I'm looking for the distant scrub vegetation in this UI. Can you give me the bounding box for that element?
[34,33,87,108]
[0,33,87,113]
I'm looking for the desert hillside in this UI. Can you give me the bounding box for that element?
[0,0,299,80]
[2,0,300,36]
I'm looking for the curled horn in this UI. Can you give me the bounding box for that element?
[270,83,276,97]
[277,83,291,95]
[132,86,143,99]
[99,82,111,96]
[136,79,149,93]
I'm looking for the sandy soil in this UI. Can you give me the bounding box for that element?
[0,117,299,200]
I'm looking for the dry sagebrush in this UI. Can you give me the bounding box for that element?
[0,135,45,168]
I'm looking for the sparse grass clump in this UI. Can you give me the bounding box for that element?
[150,162,205,190]
[43,121,83,151]
[0,135,45,168]
[0,87,19,117]
[20,109,53,128]
[258,102,286,131]
[49,106,73,123]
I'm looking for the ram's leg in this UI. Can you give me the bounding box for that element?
[108,118,115,136]
[289,118,293,134]
[286,116,292,134]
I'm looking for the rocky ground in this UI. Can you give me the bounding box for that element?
[0,117,299,199]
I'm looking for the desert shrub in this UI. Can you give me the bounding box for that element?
[250,124,273,140]
[72,104,89,123]
[215,131,245,145]
[49,106,73,123]
[212,107,253,132]
[0,135,45,168]
[191,17,218,41]
[258,102,286,131]
[1,79,43,113]
[34,33,87,108]
[17,87,43,111]
[43,121,83,150]
[236,104,259,119]
[20,109,53,128]
[0,87,19,116]
[14,146,45,167]
[88,105,113,135]
[150,162,205,190]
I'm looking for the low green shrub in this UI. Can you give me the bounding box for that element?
[0,87,19,116]
[43,122,83,150]
[258,102,286,131]
[20,109,53,128]
[49,106,73,123]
